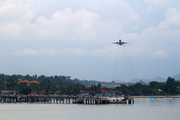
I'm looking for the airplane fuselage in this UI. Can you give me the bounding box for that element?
[113,39,128,45]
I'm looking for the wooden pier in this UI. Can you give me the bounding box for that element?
[0,94,134,104]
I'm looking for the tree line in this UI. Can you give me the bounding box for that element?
[0,73,180,95]
[116,77,180,95]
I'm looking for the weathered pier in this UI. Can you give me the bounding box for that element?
[0,94,134,104]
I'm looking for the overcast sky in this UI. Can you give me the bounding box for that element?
[0,0,180,82]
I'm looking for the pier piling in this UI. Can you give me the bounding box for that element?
[0,95,134,104]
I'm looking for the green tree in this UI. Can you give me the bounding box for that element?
[21,87,31,95]
[176,86,180,94]
[41,78,52,85]
[165,77,176,95]
[8,75,18,82]
[149,81,160,88]
[98,83,101,88]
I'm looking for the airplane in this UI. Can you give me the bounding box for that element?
[113,39,128,45]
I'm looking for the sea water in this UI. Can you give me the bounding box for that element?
[0,98,180,120]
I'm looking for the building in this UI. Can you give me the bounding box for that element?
[1,90,19,95]
[17,79,40,86]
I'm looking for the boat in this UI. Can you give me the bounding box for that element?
[148,96,156,99]
[164,89,174,100]
[164,96,173,100]
[5,100,13,103]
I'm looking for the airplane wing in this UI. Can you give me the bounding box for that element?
[112,42,119,44]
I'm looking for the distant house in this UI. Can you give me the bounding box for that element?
[101,89,109,94]
[54,90,61,94]
[79,90,95,96]
[31,90,37,94]
[29,81,40,84]
[4,82,10,84]
[1,90,19,95]
[4,79,40,86]
[101,89,120,96]
[20,80,30,86]
[38,90,46,94]
[17,78,22,82]
[31,90,52,95]
[17,79,40,86]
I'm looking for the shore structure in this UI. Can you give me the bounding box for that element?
[0,94,134,104]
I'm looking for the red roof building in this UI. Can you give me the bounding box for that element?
[54,90,61,94]
[38,90,46,94]
[31,90,37,94]
[20,80,30,83]
[17,79,40,86]
[101,89,119,93]
[80,90,88,93]
[80,90,95,94]
[17,78,22,81]
[4,82,10,84]
[101,89,108,93]
[29,80,40,84]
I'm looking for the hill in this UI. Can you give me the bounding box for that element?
[173,73,180,80]
[130,77,166,83]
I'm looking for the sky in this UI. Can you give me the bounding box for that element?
[0,0,180,82]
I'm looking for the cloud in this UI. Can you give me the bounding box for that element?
[145,0,168,5]
[140,7,180,43]
[13,49,38,56]
[13,48,56,56]
[159,7,180,29]
[0,0,142,43]
[12,46,128,59]
[122,6,180,58]
[0,0,36,39]
[31,8,100,40]
[0,0,36,22]
[130,14,141,21]
[131,26,139,30]
[8,5,180,59]
[153,50,169,58]
[1,0,180,81]
[147,6,152,13]
[0,7,102,41]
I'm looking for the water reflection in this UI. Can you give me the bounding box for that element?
[134,98,180,107]
[0,98,180,120]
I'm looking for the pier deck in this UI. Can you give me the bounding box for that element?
[0,94,134,104]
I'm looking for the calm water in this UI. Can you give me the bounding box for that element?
[0,98,180,120]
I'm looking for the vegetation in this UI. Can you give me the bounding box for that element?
[0,73,180,95]
[117,77,180,96]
